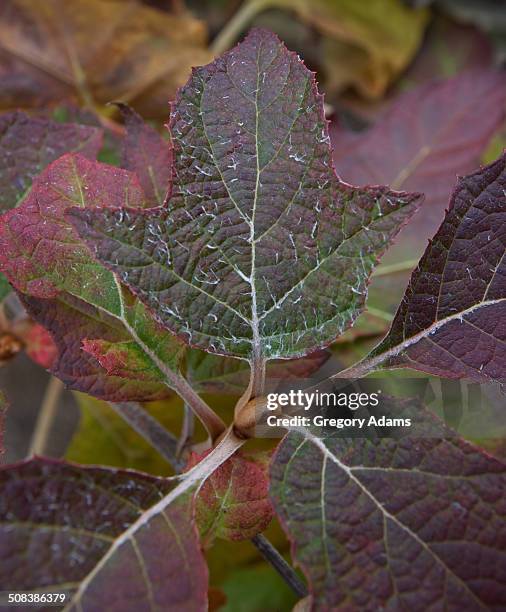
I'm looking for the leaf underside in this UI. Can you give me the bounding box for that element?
[369,153,506,382]
[270,408,506,610]
[69,28,421,362]
[187,347,330,395]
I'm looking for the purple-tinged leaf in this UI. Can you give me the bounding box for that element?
[0,111,102,211]
[188,450,273,546]
[118,103,171,207]
[188,348,330,395]
[363,153,506,382]
[0,153,183,401]
[270,410,506,610]
[69,29,421,362]
[62,428,243,610]
[21,293,173,402]
[0,457,208,610]
[0,153,144,301]
[332,71,506,257]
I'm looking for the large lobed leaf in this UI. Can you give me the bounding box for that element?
[0,153,183,401]
[0,458,207,611]
[365,153,506,382]
[69,28,421,362]
[270,409,506,610]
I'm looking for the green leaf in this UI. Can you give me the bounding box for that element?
[69,29,422,362]
[66,393,183,476]
[0,153,183,401]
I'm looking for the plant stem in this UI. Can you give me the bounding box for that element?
[366,306,393,321]
[28,377,64,456]
[177,402,195,457]
[113,276,226,442]
[171,373,226,441]
[110,402,185,472]
[251,353,267,399]
[109,399,305,599]
[210,0,271,56]
[372,259,419,277]
[251,534,308,598]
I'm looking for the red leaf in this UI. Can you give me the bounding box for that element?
[21,292,172,402]
[270,406,506,610]
[0,152,183,401]
[0,153,144,299]
[188,450,273,546]
[22,323,57,369]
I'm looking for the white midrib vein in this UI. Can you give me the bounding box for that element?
[301,432,485,609]
[250,47,262,369]
[64,427,244,610]
[336,297,505,379]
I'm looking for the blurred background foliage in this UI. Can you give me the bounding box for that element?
[0,1,504,609]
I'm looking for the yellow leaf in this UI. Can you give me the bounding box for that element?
[266,0,429,98]
[0,0,212,117]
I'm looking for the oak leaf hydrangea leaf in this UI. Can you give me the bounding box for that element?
[365,153,506,382]
[270,407,506,610]
[0,111,102,211]
[0,458,207,610]
[188,450,273,546]
[0,153,183,401]
[117,103,172,207]
[332,70,506,257]
[21,292,174,402]
[69,28,422,362]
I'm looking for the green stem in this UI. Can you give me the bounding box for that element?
[366,306,393,322]
[28,377,64,456]
[210,0,271,56]
[372,259,419,277]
